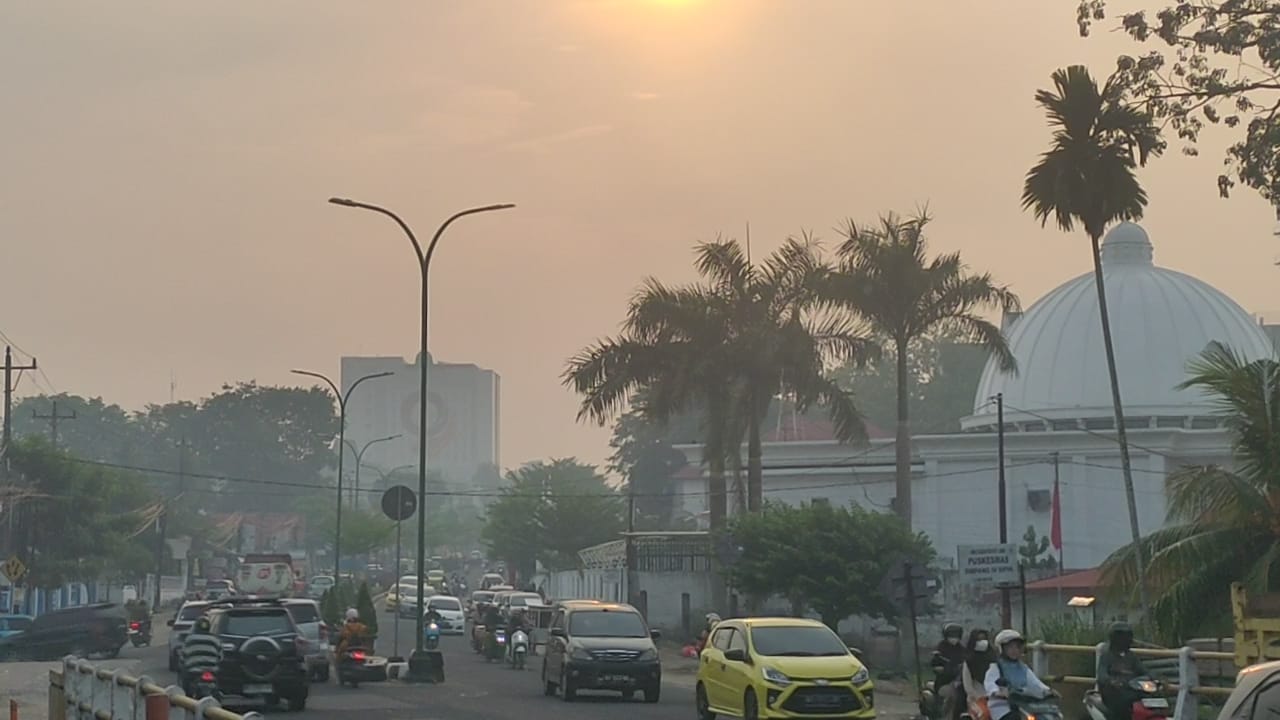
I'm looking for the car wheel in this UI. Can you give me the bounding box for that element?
[542,661,555,696]
[287,695,307,712]
[696,683,715,720]
[644,682,661,704]
[743,690,759,720]
[560,665,576,702]
[317,666,329,683]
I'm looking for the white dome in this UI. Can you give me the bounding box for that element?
[964,222,1274,430]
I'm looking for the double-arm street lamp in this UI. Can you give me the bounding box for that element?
[328,197,514,657]
[343,434,402,507]
[291,368,393,577]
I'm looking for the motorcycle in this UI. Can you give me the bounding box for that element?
[337,646,376,688]
[424,622,441,651]
[509,629,529,670]
[996,678,1064,720]
[185,670,219,700]
[919,653,959,720]
[127,620,151,648]
[485,628,506,662]
[1085,677,1171,720]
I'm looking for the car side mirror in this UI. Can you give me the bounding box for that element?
[167,619,175,627]
[724,649,749,663]
[550,627,566,638]
[848,645,863,660]
[650,630,661,640]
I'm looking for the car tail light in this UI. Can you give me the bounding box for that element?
[129,622,140,630]
[200,671,215,682]
[350,650,367,661]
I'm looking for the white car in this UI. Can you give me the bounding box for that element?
[423,595,466,635]
[167,601,211,671]
[281,598,330,682]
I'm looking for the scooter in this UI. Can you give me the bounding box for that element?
[424,622,441,650]
[1084,678,1171,720]
[509,629,529,670]
[485,628,506,662]
[185,670,219,700]
[997,678,1064,720]
[337,646,376,688]
[127,620,151,648]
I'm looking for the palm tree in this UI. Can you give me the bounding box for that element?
[1022,64,1164,612]
[1101,342,1280,636]
[821,211,1019,526]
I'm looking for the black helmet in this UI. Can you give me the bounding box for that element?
[1109,622,1134,647]
[943,622,963,639]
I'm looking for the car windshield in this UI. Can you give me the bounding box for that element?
[6,617,31,632]
[750,626,850,657]
[569,610,647,638]
[285,603,320,624]
[222,612,293,636]
[178,605,208,621]
[428,598,461,611]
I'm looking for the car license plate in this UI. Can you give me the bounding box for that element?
[806,695,842,708]
[602,675,632,685]
[243,684,272,695]
[1142,698,1169,709]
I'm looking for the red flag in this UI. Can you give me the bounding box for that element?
[1050,476,1062,551]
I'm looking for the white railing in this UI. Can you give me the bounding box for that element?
[1029,641,1236,720]
[56,657,265,720]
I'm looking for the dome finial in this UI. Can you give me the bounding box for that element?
[1101,222,1153,266]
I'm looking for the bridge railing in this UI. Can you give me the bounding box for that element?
[51,657,265,720]
[1029,641,1237,720]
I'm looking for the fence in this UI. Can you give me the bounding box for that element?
[1029,641,1236,720]
[51,657,265,720]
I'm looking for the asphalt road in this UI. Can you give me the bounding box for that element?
[132,610,702,720]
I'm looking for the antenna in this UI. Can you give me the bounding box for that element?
[170,371,176,403]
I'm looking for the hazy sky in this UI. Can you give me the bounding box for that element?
[3,1,1277,471]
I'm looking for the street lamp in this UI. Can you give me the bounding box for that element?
[343,434,402,508]
[328,196,514,657]
[291,368,393,578]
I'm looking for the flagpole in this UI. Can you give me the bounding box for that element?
[1052,452,1063,612]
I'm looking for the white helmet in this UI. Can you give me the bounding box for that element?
[706,613,721,625]
[345,607,359,622]
[994,629,1024,650]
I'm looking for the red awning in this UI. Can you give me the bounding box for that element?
[1024,568,1103,592]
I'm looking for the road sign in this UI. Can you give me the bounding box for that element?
[957,544,1020,588]
[2,556,27,584]
[381,485,418,522]
[878,558,940,609]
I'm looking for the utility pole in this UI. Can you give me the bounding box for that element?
[32,401,76,449]
[153,434,189,608]
[3,347,38,450]
[625,484,637,612]
[996,393,1011,628]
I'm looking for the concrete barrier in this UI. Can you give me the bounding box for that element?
[53,656,265,720]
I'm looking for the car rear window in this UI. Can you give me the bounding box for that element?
[179,604,209,621]
[472,592,494,603]
[222,611,294,636]
[568,610,648,638]
[428,598,461,611]
[5,617,31,632]
[285,603,320,624]
[509,594,540,607]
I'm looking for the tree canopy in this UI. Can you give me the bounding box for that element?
[1079,0,1280,207]
[481,458,625,580]
[726,501,934,629]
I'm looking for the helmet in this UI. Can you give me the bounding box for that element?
[994,629,1024,651]
[943,623,963,638]
[1108,622,1134,650]
[706,613,721,626]
[345,608,359,622]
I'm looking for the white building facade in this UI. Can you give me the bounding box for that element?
[674,223,1276,570]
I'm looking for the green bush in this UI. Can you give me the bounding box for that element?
[320,581,358,628]
[1036,615,1105,677]
[357,581,378,638]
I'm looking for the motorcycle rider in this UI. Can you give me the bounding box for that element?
[1097,622,1148,720]
[962,629,996,720]
[928,623,966,719]
[336,608,369,657]
[696,613,721,654]
[984,629,1054,720]
[180,616,222,694]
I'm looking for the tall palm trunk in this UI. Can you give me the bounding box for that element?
[1089,232,1148,615]
[747,405,763,512]
[707,449,728,612]
[894,337,912,525]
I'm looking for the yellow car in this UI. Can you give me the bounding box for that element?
[696,617,874,719]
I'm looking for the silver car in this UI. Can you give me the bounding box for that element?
[167,601,211,672]
[282,598,329,682]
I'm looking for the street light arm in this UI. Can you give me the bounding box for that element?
[330,198,427,266]
[343,371,395,406]
[290,369,341,406]
[424,204,517,272]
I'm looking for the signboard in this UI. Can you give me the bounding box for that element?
[957,544,1020,587]
[2,556,27,584]
[381,485,418,522]
[878,557,940,613]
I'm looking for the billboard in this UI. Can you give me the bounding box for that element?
[340,354,500,496]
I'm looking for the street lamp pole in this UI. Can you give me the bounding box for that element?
[328,197,514,657]
[291,368,393,579]
[343,434,402,508]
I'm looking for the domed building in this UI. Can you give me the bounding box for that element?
[673,222,1277,571]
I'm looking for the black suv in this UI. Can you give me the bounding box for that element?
[0,603,126,661]
[206,598,309,711]
[542,600,661,703]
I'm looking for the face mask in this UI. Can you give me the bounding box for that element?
[974,640,989,652]
[947,637,960,645]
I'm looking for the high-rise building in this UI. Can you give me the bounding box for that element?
[340,353,500,503]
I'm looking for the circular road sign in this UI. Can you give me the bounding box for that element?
[381,485,418,522]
